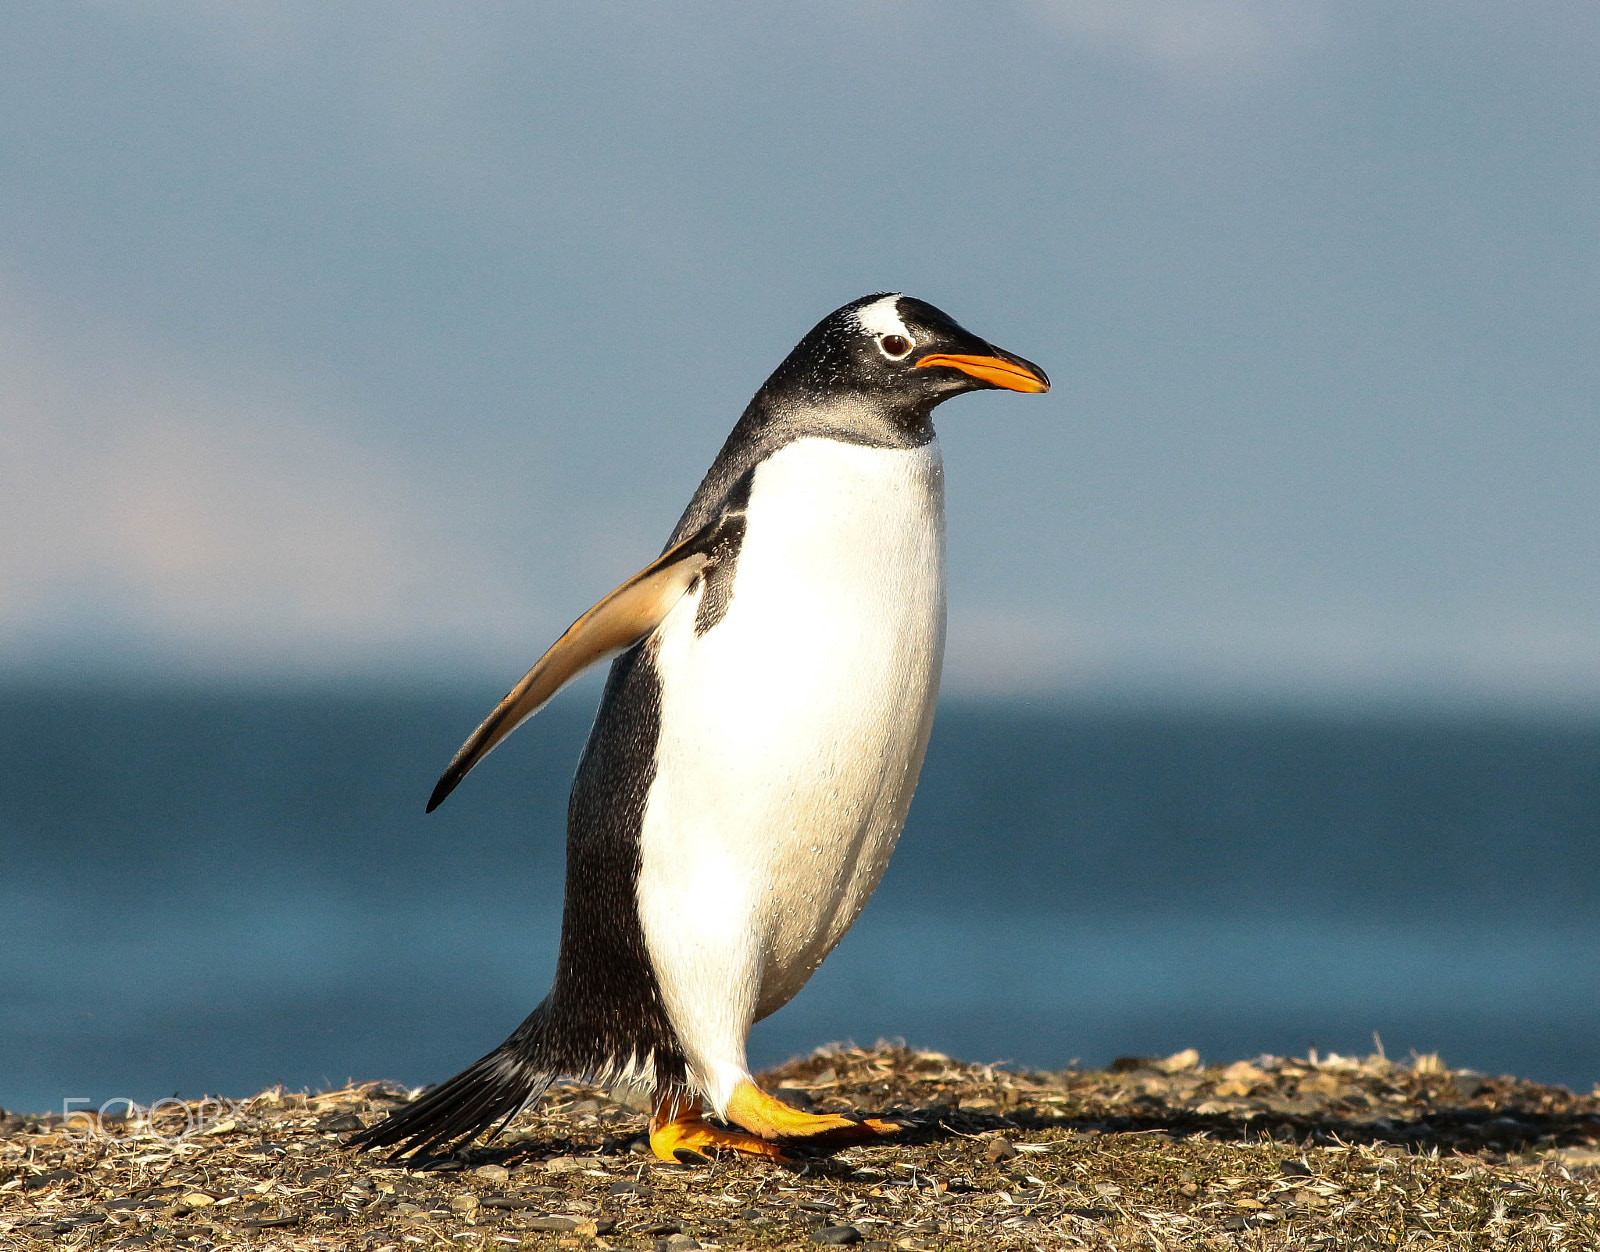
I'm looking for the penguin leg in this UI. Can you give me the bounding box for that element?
[648,1091,789,1163]
[724,1080,901,1143]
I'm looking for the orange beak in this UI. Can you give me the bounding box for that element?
[913,352,1050,393]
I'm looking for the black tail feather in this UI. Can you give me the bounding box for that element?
[349,1044,554,1160]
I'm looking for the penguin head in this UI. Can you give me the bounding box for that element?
[761,293,1049,433]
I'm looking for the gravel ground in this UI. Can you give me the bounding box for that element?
[6,1042,1600,1250]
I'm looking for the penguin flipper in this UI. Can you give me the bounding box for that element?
[426,535,713,812]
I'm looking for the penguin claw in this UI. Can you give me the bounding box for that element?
[783,1114,904,1146]
[815,1115,905,1141]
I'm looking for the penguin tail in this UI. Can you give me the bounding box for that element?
[349,1032,554,1161]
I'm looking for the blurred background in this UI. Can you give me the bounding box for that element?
[3,2,1598,1113]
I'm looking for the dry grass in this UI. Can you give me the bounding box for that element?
[5,1042,1600,1249]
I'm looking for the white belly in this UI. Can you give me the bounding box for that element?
[636,436,945,1101]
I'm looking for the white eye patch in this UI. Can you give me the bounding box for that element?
[851,294,911,340]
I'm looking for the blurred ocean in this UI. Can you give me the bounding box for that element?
[3,682,1599,1115]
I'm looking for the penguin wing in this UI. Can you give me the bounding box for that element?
[426,533,714,812]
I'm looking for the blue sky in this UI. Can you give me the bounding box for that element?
[2,2,1597,703]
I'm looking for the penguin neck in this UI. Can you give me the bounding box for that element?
[745,384,936,450]
[668,390,935,547]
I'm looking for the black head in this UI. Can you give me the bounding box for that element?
[757,292,1050,435]
[668,295,1048,543]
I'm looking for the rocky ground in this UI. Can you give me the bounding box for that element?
[5,1042,1600,1250]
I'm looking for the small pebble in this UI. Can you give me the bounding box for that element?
[812,1225,862,1245]
[474,1164,510,1184]
[984,1137,1018,1163]
[525,1215,579,1232]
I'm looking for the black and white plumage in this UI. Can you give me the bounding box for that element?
[352,294,1048,1161]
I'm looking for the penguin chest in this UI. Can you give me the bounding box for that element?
[638,436,946,1024]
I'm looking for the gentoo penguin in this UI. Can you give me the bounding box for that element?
[352,293,1048,1163]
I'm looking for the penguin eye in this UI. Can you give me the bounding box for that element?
[878,334,913,359]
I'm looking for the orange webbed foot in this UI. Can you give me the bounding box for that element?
[649,1092,791,1163]
[725,1081,904,1145]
